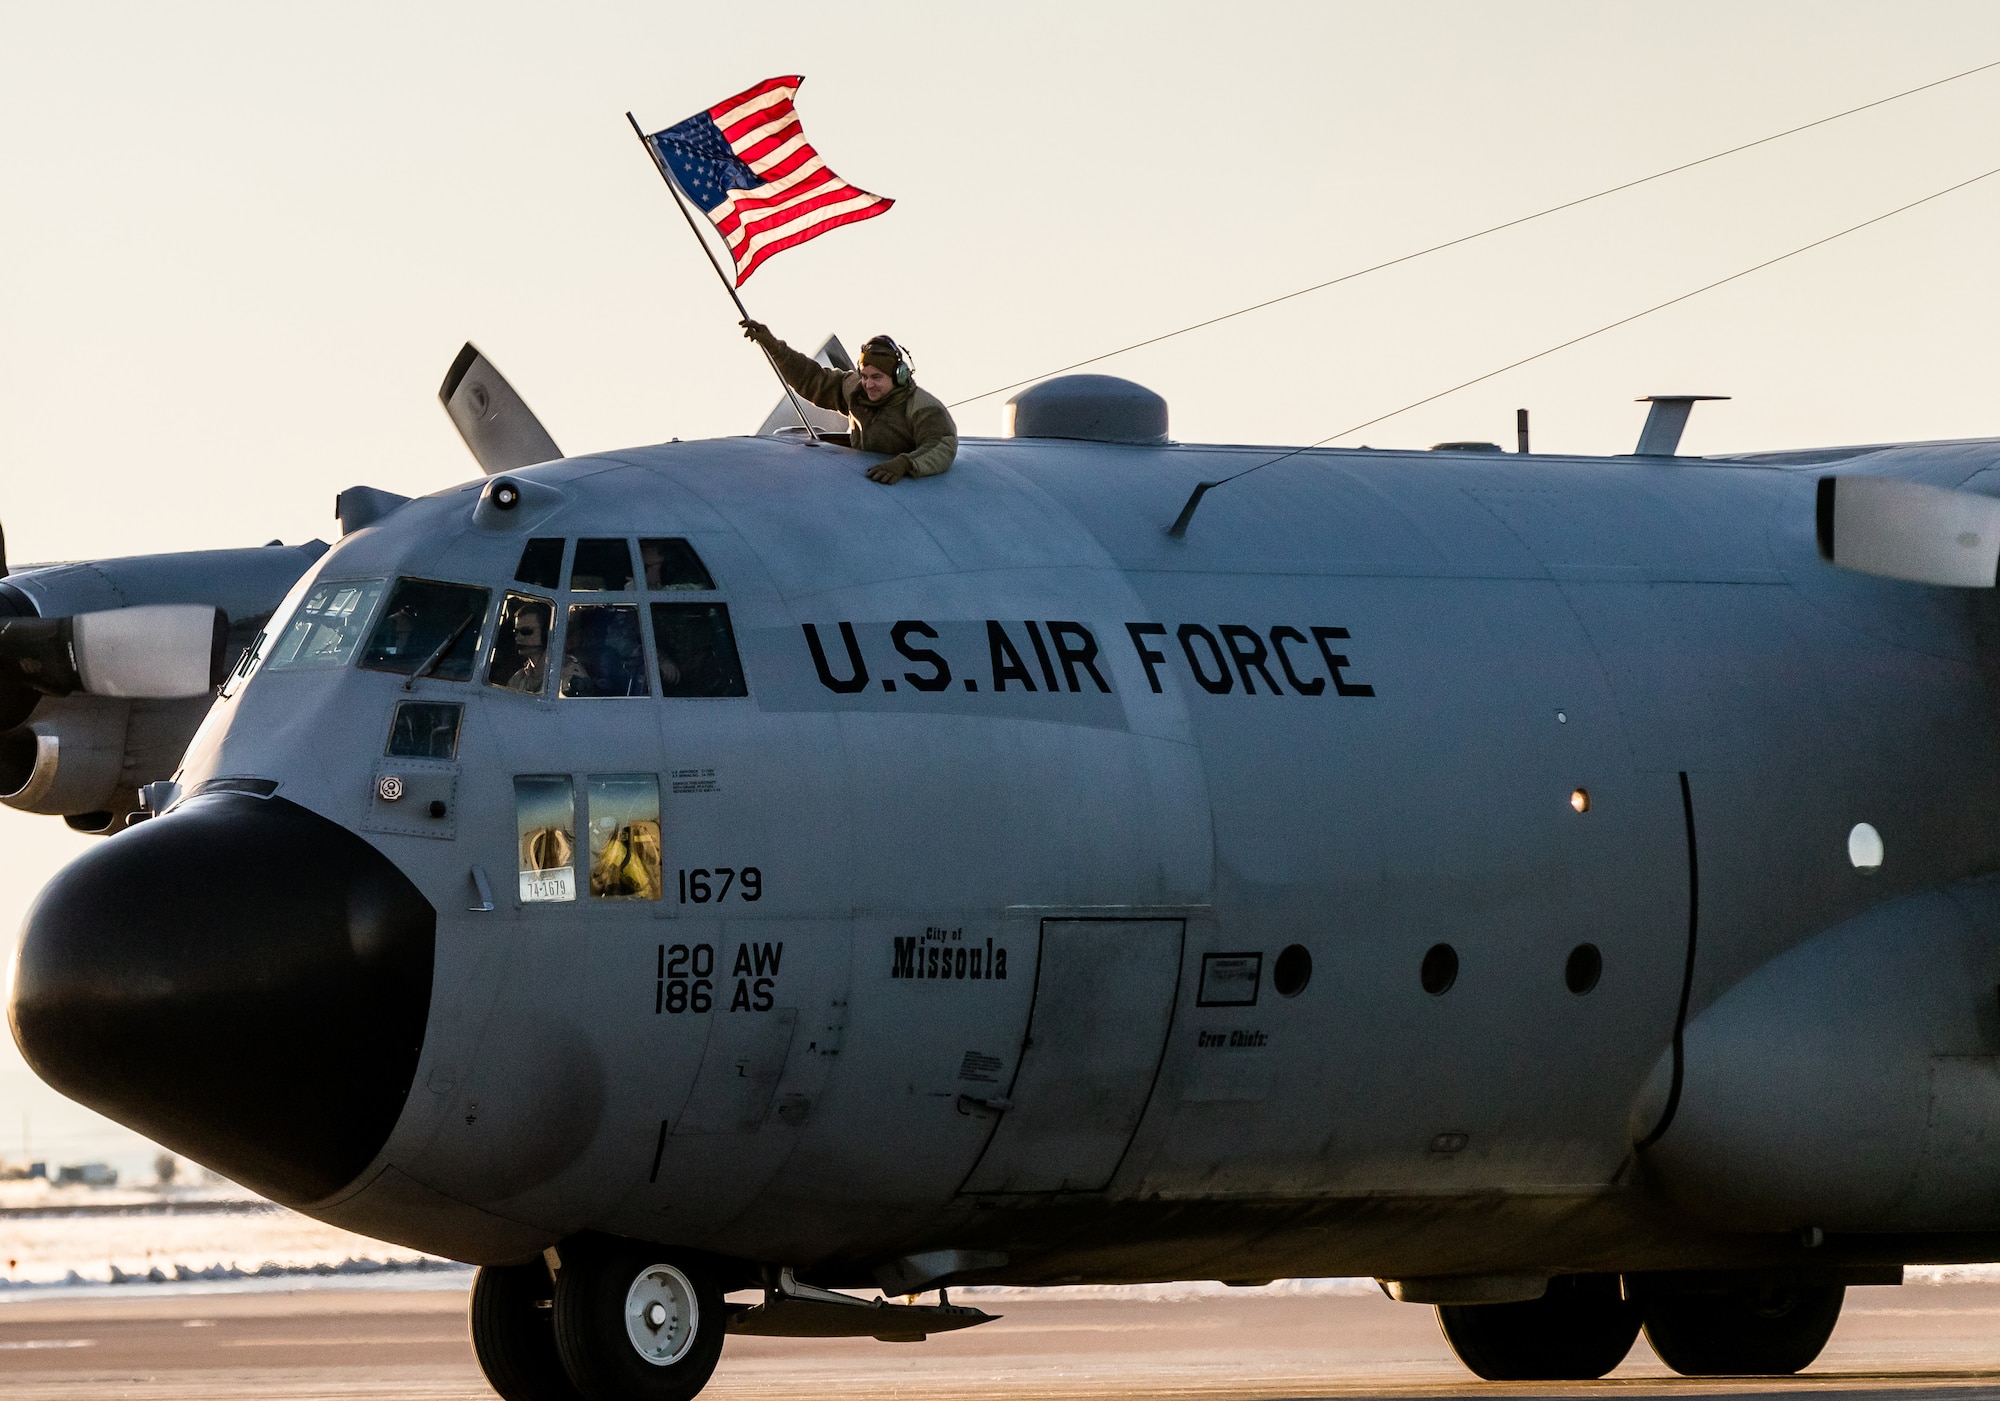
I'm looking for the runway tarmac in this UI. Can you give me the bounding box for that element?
[5,1279,2000,1400]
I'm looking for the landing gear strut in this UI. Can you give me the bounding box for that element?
[552,1238,727,1401]
[1641,1278,1844,1376]
[1436,1274,1641,1381]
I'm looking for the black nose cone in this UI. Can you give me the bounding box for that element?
[8,793,435,1205]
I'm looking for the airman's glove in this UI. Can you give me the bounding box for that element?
[866,455,914,485]
[740,319,776,348]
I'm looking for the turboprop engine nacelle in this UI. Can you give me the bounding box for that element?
[2,696,141,822]
[0,543,326,828]
[0,604,227,700]
[1640,878,2000,1233]
[0,605,226,828]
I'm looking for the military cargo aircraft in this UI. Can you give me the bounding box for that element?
[12,345,2000,1400]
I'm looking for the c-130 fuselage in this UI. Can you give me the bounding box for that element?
[16,428,2000,1388]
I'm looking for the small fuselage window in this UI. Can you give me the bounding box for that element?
[561,605,649,697]
[652,603,748,697]
[640,538,716,591]
[386,700,463,758]
[265,580,386,672]
[358,579,491,680]
[487,593,554,695]
[514,538,565,590]
[570,539,635,592]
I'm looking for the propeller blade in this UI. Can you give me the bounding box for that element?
[1816,476,2000,587]
[758,334,855,437]
[0,605,226,699]
[440,343,562,475]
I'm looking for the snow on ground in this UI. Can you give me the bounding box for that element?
[2,1179,1996,1300]
[0,1185,465,1294]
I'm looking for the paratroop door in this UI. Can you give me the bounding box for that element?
[959,918,1184,1194]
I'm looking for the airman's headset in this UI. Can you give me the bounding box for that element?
[862,335,913,388]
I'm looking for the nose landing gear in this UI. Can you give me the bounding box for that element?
[552,1239,726,1401]
[472,1245,725,1401]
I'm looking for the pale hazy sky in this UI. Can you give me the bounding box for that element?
[7,1,2000,1171]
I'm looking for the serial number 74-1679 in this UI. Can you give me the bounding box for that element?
[677,867,761,904]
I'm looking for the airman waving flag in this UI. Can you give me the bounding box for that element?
[642,76,893,285]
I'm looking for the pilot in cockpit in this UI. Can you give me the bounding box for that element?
[739,320,957,484]
[487,596,551,694]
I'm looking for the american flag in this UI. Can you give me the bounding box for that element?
[645,76,893,285]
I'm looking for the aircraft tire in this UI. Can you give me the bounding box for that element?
[552,1237,725,1401]
[469,1261,585,1401]
[1642,1280,1844,1376]
[1436,1274,1641,1380]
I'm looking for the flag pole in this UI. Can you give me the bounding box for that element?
[625,112,824,442]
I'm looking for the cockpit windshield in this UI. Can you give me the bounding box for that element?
[357,579,491,680]
[264,580,386,671]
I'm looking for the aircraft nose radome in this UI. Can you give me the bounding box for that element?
[7,793,435,1206]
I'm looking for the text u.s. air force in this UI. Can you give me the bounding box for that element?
[739,618,1373,729]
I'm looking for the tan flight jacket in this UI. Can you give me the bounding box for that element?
[766,339,958,478]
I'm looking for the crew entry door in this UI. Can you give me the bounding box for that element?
[959,919,1184,1194]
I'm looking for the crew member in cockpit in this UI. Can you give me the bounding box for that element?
[739,321,957,484]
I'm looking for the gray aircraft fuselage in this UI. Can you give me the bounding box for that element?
[16,430,2000,1291]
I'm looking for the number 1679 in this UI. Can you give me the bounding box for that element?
[678,867,761,903]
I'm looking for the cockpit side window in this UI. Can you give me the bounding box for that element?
[652,603,748,698]
[586,775,662,900]
[386,701,463,758]
[639,538,716,591]
[486,593,554,695]
[264,580,386,672]
[515,775,576,903]
[357,579,491,680]
[570,539,635,592]
[515,538,565,590]
[560,605,649,697]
